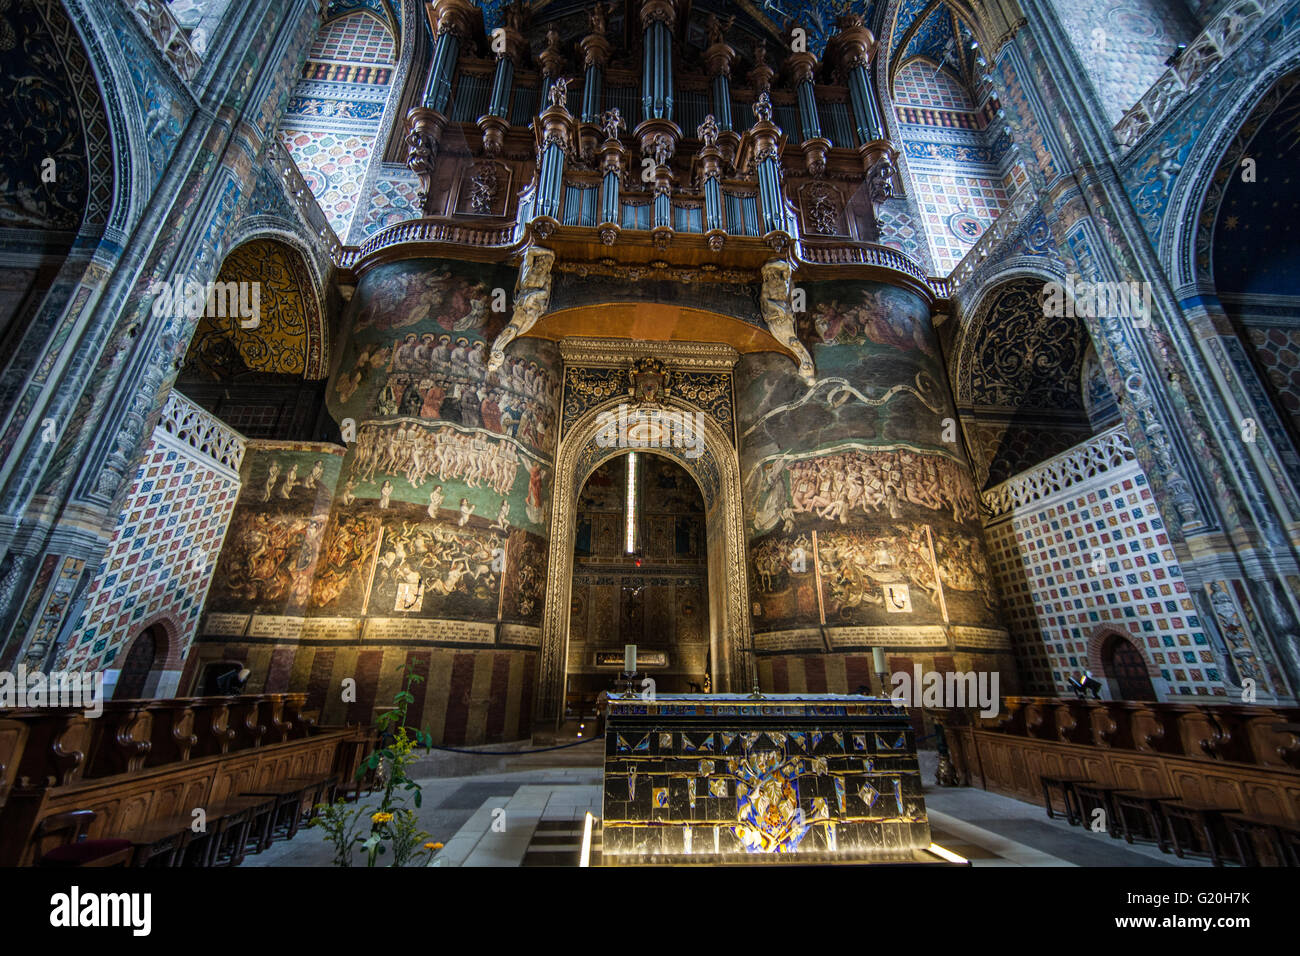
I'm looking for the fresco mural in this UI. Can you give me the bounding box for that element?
[737,280,1004,642]
[206,444,344,616]
[322,256,557,631]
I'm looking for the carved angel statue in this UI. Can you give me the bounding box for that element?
[648,133,673,167]
[489,246,556,371]
[869,153,896,202]
[753,90,774,124]
[697,114,720,149]
[600,107,626,142]
[549,75,570,109]
[759,259,815,383]
[588,1,608,36]
[706,13,734,47]
[504,1,525,33]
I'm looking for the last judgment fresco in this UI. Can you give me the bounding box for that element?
[738,280,1003,637]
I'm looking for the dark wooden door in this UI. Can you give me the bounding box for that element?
[114,628,159,699]
[1104,636,1156,701]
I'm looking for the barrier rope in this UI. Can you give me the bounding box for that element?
[422,735,605,756]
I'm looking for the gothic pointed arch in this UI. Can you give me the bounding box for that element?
[951,272,1097,487]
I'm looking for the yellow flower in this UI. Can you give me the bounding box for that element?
[424,842,444,851]
[371,812,394,824]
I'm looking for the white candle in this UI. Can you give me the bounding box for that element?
[872,647,886,673]
[624,644,637,674]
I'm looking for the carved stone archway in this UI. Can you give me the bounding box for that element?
[533,357,753,732]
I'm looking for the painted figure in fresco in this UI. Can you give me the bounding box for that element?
[491,499,511,531]
[378,379,399,415]
[307,459,324,490]
[279,463,299,498]
[427,486,444,519]
[526,463,548,525]
[1209,580,1265,686]
[309,514,375,608]
[461,385,483,427]
[351,422,525,498]
[458,498,476,527]
[767,448,978,529]
[340,476,357,507]
[420,379,445,417]
[262,461,280,502]
[400,380,423,416]
[379,480,393,508]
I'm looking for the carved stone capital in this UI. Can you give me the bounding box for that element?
[405,106,447,206]
[428,0,476,39]
[786,50,819,85]
[473,113,506,157]
[640,0,678,30]
[581,32,613,69]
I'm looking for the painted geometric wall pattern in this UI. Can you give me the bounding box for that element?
[308,11,396,62]
[279,130,374,237]
[894,57,975,110]
[1047,0,1199,125]
[360,168,423,237]
[893,59,1008,274]
[65,437,241,674]
[908,170,1007,274]
[985,464,1224,698]
[1245,326,1300,436]
[278,11,396,237]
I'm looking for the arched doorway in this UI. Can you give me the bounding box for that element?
[1101,632,1156,702]
[566,452,711,716]
[114,626,162,699]
[536,387,752,731]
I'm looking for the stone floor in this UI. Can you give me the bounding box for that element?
[248,740,1215,867]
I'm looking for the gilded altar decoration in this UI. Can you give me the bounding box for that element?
[733,751,818,853]
[630,357,670,403]
[601,695,931,864]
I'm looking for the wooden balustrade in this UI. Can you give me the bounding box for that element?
[947,697,1300,824]
[0,692,361,866]
[145,700,197,765]
[85,701,153,777]
[188,698,237,758]
[0,718,29,813]
[227,696,267,751]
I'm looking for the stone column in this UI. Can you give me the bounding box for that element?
[831,14,885,148]
[407,0,475,205]
[532,81,577,227]
[640,0,677,122]
[703,17,739,165]
[735,278,1012,696]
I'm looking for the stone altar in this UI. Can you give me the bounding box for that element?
[602,693,947,864]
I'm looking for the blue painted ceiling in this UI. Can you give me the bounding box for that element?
[1212,83,1300,297]
[472,1,881,58]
